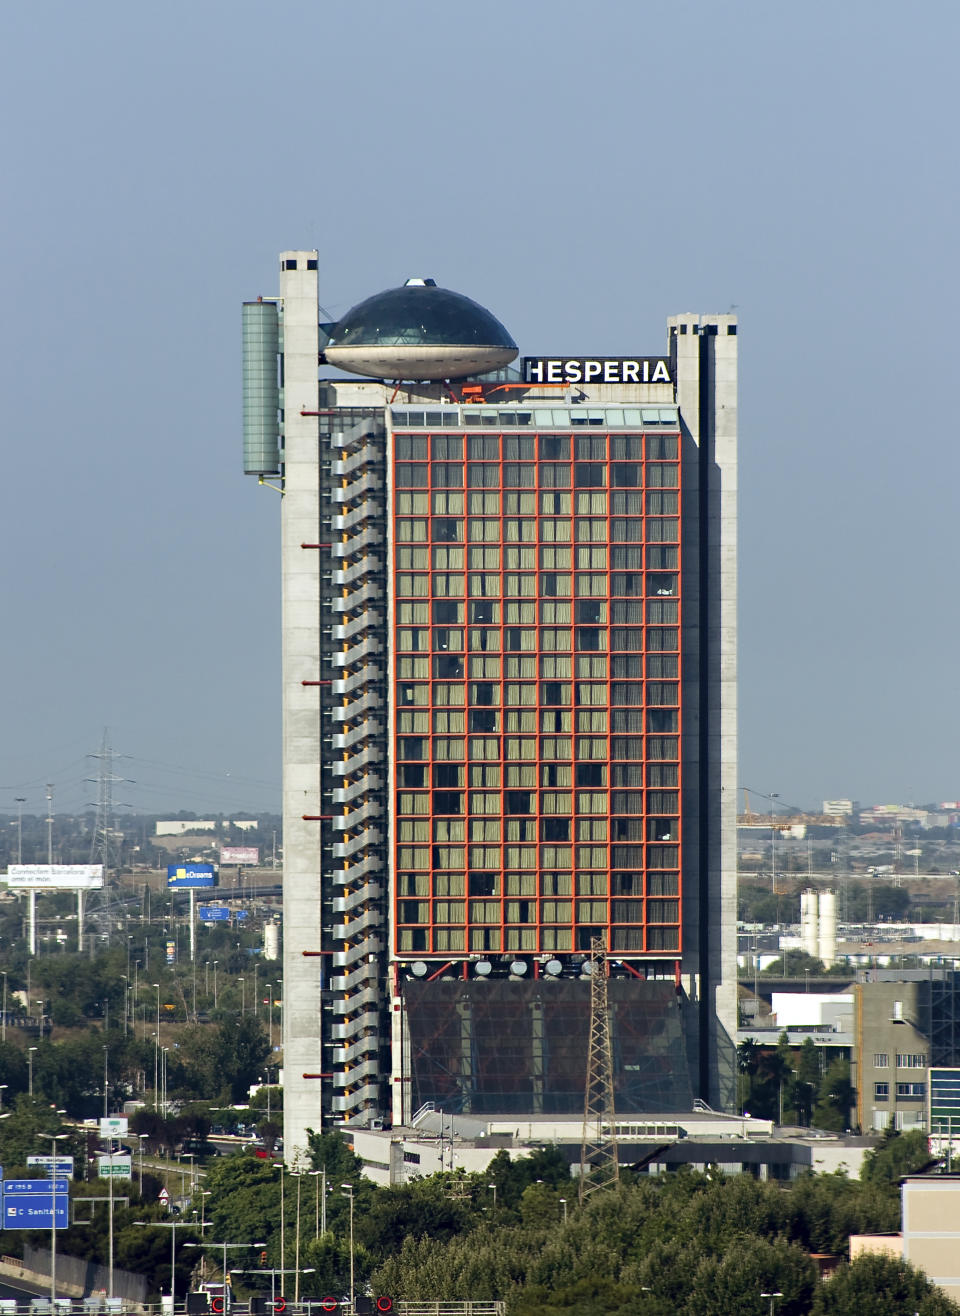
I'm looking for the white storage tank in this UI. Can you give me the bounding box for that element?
[819,889,837,968]
[800,888,819,959]
[263,920,280,961]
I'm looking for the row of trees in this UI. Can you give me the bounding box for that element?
[0,1013,270,1115]
[0,1111,947,1313]
[197,1130,953,1314]
[738,1035,854,1129]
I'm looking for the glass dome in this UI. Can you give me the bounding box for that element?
[327,281,517,351]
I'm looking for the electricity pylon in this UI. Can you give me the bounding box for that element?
[579,933,620,1201]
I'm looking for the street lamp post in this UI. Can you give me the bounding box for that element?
[152,984,160,1110]
[238,978,245,1017]
[487,1182,497,1212]
[28,1046,37,1097]
[46,1132,67,1302]
[559,1196,568,1223]
[134,1218,208,1312]
[770,793,780,892]
[341,1183,355,1309]
[761,1292,783,1316]
[213,962,219,1009]
[185,1241,265,1314]
[232,1268,314,1310]
[294,1173,302,1304]
[309,1169,326,1237]
[14,798,25,864]
[1,969,7,1043]
[266,983,272,1050]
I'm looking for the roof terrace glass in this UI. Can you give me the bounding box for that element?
[329,286,517,350]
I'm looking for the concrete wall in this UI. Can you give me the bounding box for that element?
[903,1176,960,1301]
[278,251,323,1163]
[670,314,738,1110]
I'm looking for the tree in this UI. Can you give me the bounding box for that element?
[812,1252,960,1315]
[762,950,825,978]
[202,1155,282,1263]
[813,1059,854,1132]
[860,1128,931,1184]
[305,1128,364,1182]
[685,1234,817,1316]
[356,1180,472,1264]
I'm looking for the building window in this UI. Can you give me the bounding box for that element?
[873,1083,889,1101]
[873,1053,889,1068]
[896,1083,926,1100]
[896,1053,927,1068]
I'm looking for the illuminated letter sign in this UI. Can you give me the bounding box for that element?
[521,357,671,385]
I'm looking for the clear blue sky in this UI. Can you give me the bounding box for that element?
[0,1,956,815]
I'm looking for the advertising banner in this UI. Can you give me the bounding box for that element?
[5,865,103,890]
[221,846,259,865]
[167,863,216,889]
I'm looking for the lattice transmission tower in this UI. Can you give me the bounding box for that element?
[579,933,620,1201]
[84,729,136,949]
[88,728,128,872]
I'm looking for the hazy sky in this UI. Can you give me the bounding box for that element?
[0,1,956,816]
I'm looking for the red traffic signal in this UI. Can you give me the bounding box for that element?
[320,1301,338,1312]
[376,1299,394,1313]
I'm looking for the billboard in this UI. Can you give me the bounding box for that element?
[5,865,103,890]
[221,846,259,865]
[100,1116,128,1137]
[167,863,216,889]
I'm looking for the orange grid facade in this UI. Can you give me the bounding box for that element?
[390,425,682,963]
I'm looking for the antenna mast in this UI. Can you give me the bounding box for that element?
[580,934,620,1201]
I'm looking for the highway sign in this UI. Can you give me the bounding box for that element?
[100,1116,128,1136]
[2,1179,69,1194]
[3,1195,69,1229]
[27,1156,74,1176]
[98,1156,132,1179]
[198,906,231,921]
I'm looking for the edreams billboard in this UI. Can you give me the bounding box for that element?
[167,863,216,889]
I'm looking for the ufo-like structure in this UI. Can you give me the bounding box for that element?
[322,277,518,381]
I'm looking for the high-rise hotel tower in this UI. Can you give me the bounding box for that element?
[243,253,738,1160]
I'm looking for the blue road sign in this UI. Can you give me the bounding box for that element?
[3,1195,68,1229]
[198,906,230,921]
[2,1179,68,1194]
